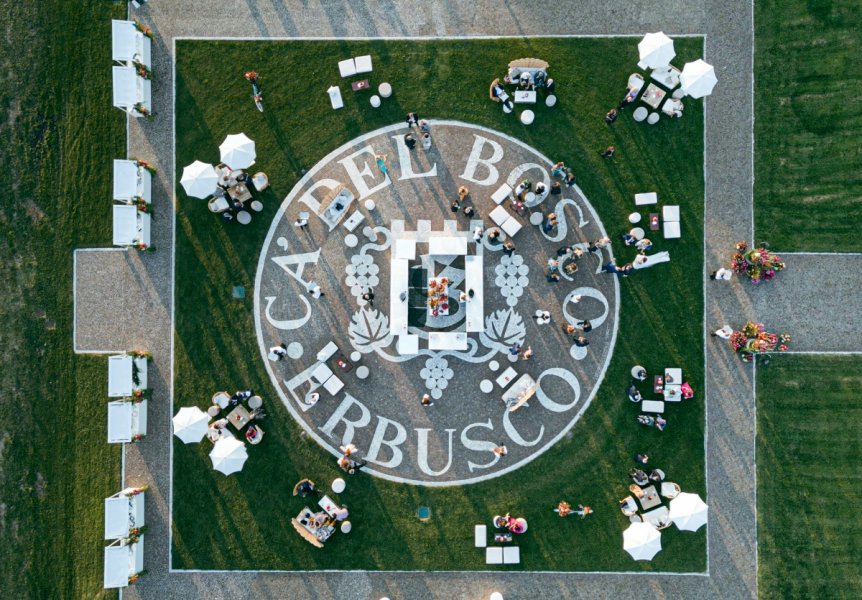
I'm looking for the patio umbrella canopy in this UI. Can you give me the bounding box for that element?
[219,133,256,169]
[623,522,662,561]
[680,59,718,98]
[209,437,249,475]
[180,160,218,198]
[171,406,210,444]
[668,492,709,531]
[638,32,675,69]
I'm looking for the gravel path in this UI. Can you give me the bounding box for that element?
[72,1,780,598]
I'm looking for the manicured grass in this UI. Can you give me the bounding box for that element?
[756,355,862,599]
[754,0,862,251]
[174,38,706,572]
[0,0,125,598]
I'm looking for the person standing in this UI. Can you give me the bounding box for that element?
[710,268,733,281]
[421,393,433,407]
[268,343,288,361]
[294,216,308,230]
[361,290,375,306]
[308,283,324,298]
[521,346,533,360]
[406,112,420,127]
[601,145,616,158]
[493,445,508,457]
[509,343,521,356]
[578,320,592,332]
[573,335,589,347]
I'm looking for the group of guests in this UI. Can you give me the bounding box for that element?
[207,388,266,443]
[293,478,350,528]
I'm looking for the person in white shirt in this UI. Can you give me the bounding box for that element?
[710,268,733,281]
[712,325,734,339]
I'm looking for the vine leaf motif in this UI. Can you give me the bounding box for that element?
[479,308,526,352]
[348,307,393,353]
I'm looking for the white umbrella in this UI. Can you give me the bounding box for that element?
[668,492,709,531]
[180,160,218,199]
[171,406,210,444]
[219,133,256,169]
[623,522,662,561]
[638,32,675,69]
[680,59,718,98]
[209,437,248,475]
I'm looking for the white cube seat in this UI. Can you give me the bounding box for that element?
[397,334,419,355]
[491,183,512,205]
[501,218,522,237]
[663,221,681,239]
[323,375,344,395]
[662,205,680,222]
[485,547,503,564]
[338,59,357,78]
[503,546,521,564]
[354,55,373,74]
[489,205,510,227]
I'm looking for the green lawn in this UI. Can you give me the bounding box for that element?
[174,38,706,572]
[754,0,862,250]
[756,355,862,599]
[0,1,125,598]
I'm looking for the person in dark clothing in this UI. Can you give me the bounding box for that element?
[578,320,592,332]
[605,108,618,124]
[404,133,416,149]
[573,335,589,347]
[601,146,616,158]
[361,290,375,306]
[406,112,419,127]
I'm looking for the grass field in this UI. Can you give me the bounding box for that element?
[756,355,862,599]
[754,0,862,251]
[173,38,706,572]
[0,1,125,598]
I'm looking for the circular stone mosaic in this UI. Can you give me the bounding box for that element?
[255,121,618,485]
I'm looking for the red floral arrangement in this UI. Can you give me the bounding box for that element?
[729,321,791,362]
[731,241,786,284]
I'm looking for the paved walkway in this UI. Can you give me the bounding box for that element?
[83,1,779,598]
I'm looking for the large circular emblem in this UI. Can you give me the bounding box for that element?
[255,121,618,485]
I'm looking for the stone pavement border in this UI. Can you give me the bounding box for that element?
[107,2,769,599]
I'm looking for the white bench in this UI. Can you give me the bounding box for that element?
[641,400,665,413]
[354,55,373,74]
[503,546,520,564]
[635,192,658,206]
[662,205,680,222]
[663,221,681,239]
[429,236,468,255]
[389,258,409,335]
[485,547,503,565]
[394,238,416,260]
[474,525,487,548]
[464,255,484,332]
[490,204,522,237]
[428,332,468,350]
[337,59,356,78]
[323,375,344,395]
[317,341,338,362]
[501,217,522,237]
[327,85,344,109]
[490,205,512,227]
